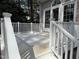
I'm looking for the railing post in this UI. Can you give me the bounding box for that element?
[2,12,21,59]
[1,18,4,50]
[18,22,20,33]
[31,22,33,33]
[49,21,56,50]
[76,47,79,59]
[39,23,43,32]
[1,18,5,59]
[49,21,52,48]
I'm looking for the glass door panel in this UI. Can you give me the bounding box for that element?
[53,8,59,21]
[45,10,50,28]
[63,3,75,36]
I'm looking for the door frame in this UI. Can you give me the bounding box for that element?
[43,7,51,31]
[43,4,61,31]
[51,4,61,21]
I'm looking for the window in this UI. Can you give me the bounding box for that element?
[63,4,74,22]
[52,0,61,6]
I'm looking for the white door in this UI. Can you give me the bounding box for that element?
[52,5,61,21]
[43,5,61,31]
[43,8,50,31]
[63,3,75,36]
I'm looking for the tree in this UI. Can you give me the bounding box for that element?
[0,0,40,23]
[0,0,28,22]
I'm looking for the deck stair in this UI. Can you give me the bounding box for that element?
[16,36,35,59]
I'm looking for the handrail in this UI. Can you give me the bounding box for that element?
[55,21,79,25]
[50,21,79,59]
[51,21,79,44]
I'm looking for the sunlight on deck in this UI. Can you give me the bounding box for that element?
[15,31,49,46]
[33,43,57,59]
[15,31,57,59]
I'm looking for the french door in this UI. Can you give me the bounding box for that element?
[43,5,60,31]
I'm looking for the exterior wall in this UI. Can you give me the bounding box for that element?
[76,0,79,22]
[39,0,79,39]
[74,0,79,39]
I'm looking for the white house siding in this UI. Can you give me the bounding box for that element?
[76,0,79,22]
[74,0,79,39]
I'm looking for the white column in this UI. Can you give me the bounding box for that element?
[3,12,21,59]
[59,4,64,22]
[39,4,43,32]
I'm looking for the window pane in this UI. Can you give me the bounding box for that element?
[53,8,59,21]
[63,4,74,22]
[45,10,50,28]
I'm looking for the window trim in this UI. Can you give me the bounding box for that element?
[62,0,76,22]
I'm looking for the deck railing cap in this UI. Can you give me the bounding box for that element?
[3,12,12,17]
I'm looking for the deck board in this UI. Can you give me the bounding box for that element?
[15,32,49,46]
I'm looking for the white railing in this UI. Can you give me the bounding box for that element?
[1,12,36,59]
[0,22,42,34]
[12,22,40,33]
[56,22,79,39]
[2,13,21,59]
[50,21,79,59]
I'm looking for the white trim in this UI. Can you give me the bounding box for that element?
[63,1,76,22]
[62,0,75,5]
[51,4,61,9]
[74,0,77,22]
[43,0,76,31]
[43,5,61,31]
[43,7,51,31]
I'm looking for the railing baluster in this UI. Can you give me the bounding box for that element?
[31,23,33,33]
[50,22,53,48]
[54,25,56,50]
[65,36,68,59]
[70,41,73,59]
[18,22,19,33]
[60,32,64,59]
[57,28,60,54]
[76,47,79,59]
[50,22,56,50]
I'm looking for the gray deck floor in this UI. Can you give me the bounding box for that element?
[15,32,49,46]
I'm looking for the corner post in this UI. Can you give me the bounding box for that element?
[3,12,21,59]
